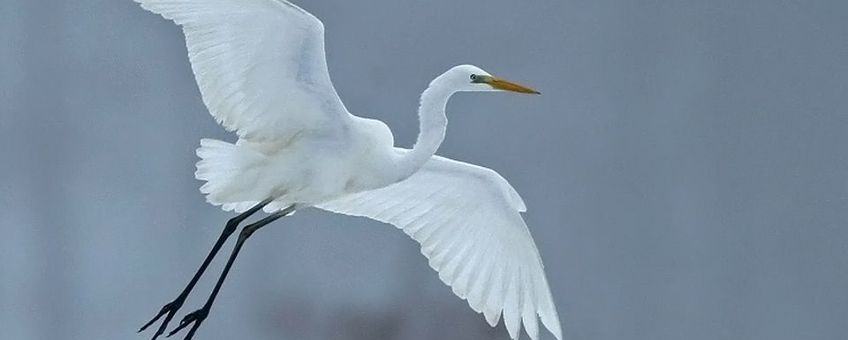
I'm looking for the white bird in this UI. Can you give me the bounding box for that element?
[134,1,562,340]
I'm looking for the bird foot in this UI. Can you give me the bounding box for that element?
[167,307,209,339]
[138,298,185,340]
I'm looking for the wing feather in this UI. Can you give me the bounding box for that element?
[136,0,350,142]
[318,155,562,340]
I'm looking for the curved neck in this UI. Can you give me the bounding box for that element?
[395,77,455,179]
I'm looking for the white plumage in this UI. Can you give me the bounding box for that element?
[136,0,562,339]
[139,0,349,143]
[318,155,562,340]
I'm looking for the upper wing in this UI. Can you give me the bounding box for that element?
[136,0,351,142]
[317,155,563,340]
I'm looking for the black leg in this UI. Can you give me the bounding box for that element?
[168,205,295,340]
[139,199,273,340]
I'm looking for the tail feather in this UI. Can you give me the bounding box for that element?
[195,138,268,211]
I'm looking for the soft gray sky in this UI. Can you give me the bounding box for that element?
[2,1,847,340]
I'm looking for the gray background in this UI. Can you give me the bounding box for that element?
[2,0,847,339]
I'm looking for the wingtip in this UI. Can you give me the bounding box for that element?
[543,313,563,340]
[485,310,501,327]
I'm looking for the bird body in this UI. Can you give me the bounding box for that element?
[196,116,398,212]
[136,1,563,339]
[197,65,488,212]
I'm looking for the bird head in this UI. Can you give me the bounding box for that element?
[445,64,540,95]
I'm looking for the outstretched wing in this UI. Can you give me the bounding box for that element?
[136,0,351,142]
[317,155,563,340]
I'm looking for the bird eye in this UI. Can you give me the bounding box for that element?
[470,74,477,81]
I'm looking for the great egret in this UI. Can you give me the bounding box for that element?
[134,1,562,339]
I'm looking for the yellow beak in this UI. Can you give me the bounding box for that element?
[487,77,541,95]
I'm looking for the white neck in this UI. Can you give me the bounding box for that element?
[394,75,456,180]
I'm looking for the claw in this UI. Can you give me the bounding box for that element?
[138,305,167,332]
[138,299,184,340]
[168,308,209,339]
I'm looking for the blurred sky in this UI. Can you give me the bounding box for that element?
[2,0,848,339]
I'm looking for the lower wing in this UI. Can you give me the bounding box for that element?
[317,155,562,340]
